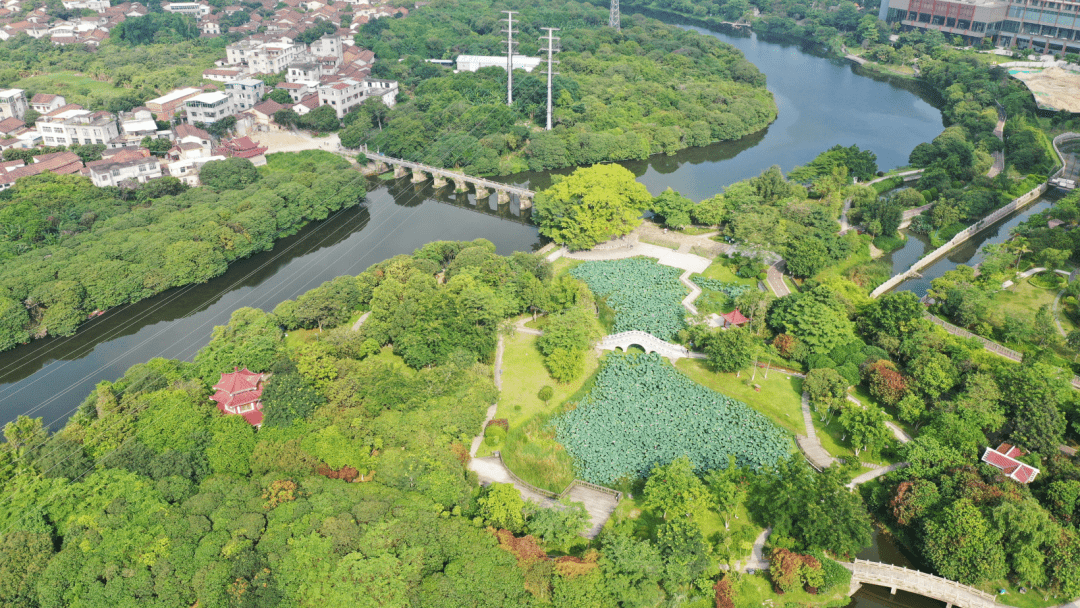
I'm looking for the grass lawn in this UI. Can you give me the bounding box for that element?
[987,276,1078,339]
[487,331,603,490]
[678,225,718,236]
[675,358,805,436]
[699,260,758,287]
[11,72,130,107]
[283,310,366,349]
[849,384,918,440]
[983,581,1073,608]
[810,410,898,467]
[735,570,853,607]
[550,257,584,277]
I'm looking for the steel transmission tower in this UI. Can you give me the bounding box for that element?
[609,0,620,31]
[502,11,518,106]
[540,28,560,131]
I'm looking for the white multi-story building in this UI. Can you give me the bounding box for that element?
[163,2,210,18]
[316,78,398,118]
[37,108,119,146]
[225,78,265,111]
[30,93,66,114]
[61,0,110,11]
[88,156,163,187]
[184,92,235,125]
[0,89,28,121]
[225,38,304,75]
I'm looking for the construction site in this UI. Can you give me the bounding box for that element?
[1008,66,1080,113]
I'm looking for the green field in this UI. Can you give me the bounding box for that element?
[11,72,140,108]
[698,259,758,286]
[675,358,805,436]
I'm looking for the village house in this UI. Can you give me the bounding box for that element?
[0,151,83,190]
[146,87,206,121]
[37,106,120,146]
[225,78,265,112]
[184,91,235,125]
[30,93,66,114]
[0,88,28,121]
[86,148,162,187]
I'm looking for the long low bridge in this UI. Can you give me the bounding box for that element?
[362,151,535,208]
[847,559,998,608]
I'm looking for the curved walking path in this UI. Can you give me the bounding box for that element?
[797,391,837,470]
[845,462,909,489]
[680,270,702,316]
[766,261,792,297]
[987,105,1007,179]
[350,311,370,331]
[514,317,544,336]
[739,526,771,572]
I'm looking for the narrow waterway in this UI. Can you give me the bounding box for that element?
[883,193,1059,296]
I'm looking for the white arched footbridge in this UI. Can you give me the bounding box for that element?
[847,560,998,608]
[597,331,696,361]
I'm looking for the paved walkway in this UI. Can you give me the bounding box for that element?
[549,240,712,274]
[846,462,909,489]
[350,311,370,331]
[740,527,771,572]
[679,270,702,316]
[865,169,924,185]
[987,106,1007,178]
[766,261,792,297]
[597,331,692,360]
[514,317,544,336]
[845,394,912,444]
[839,197,854,234]
[796,392,837,470]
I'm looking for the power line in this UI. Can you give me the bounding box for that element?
[502,10,518,106]
[540,28,560,131]
[609,0,620,31]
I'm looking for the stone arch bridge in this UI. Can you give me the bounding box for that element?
[597,331,696,361]
[847,559,998,608]
[363,151,535,208]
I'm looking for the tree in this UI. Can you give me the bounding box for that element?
[643,456,712,520]
[922,499,1006,585]
[704,327,755,373]
[478,483,526,532]
[199,157,259,190]
[262,371,325,427]
[265,88,293,104]
[1000,362,1069,455]
[650,188,695,229]
[0,531,55,607]
[538,386,554,405]
[298,105,340,132]
[785,237,830,278]
[805,367,848,420]
[534,164,652,250]
[865,360,908,406]
[908,351,957,399]
[838,403,890,456]
[860,291,924,339]
[525,500,589,549]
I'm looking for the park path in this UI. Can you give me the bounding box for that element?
[514,317,544,336]
[469,335,503,458]
[350,311,370,331]
[845,394,912,444]
[987,105,1007,178]
[766,262,791,297]
[796,392,837,470]
[679,270,702,316]
[845,463,909,489]
[739,527,771,572]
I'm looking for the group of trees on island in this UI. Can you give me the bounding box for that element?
[0,151,366,351]
[335,0,776,174]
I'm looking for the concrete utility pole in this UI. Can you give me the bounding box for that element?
[609,0,620,31]
[540,27,560,131]
[502,10,518,106]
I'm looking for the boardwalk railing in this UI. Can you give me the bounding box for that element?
[851,559,997,608]
[925,312,1080,390]
[598,330,692,359]
[492,452,623,502]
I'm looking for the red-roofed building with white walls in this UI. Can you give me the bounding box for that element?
[210,367,267,426]
[982,443,1040,483]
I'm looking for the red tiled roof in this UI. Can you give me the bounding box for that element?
[174,124,212,141]
[0,117,24,134]
[0,152,82,186]
[722,309,749,325]
[30,93,56,103]
[212,367,262,394]
[44,103,84,117]
[252,99,284,116]
[982,445,1040,483]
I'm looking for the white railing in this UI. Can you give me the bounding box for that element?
[852,560,997,606]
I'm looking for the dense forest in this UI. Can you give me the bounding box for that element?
[0,151,366,351]
[339,0,777,174]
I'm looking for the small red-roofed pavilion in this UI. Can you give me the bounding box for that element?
[210,367,266,426]
[720,308,750,329]
[981,442,1039,483]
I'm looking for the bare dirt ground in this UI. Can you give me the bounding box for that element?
[1011,67,1080,112]
[250,129,342,154]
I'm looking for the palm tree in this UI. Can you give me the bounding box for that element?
[1011,237,1032,270]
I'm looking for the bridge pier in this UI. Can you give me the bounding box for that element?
[393,164,408,179]
[373,161,388,174]
[890,587,897,595]
[497,190,510,205]
[432,175,448,189]
[452,178,468,193]
[519,195,532,210]
[474,186,490,199]
[411,168,428,183]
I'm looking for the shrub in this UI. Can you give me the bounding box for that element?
[485,426,507,444]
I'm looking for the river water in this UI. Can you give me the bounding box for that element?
[0,18,963,607]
